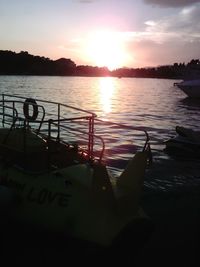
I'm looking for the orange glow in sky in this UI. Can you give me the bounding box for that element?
[85,31,129,70]
[1,1,199,69]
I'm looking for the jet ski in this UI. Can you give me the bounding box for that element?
[164,126,200,156]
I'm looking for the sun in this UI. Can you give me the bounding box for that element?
[85,31,127,70]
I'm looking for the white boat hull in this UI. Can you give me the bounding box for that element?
[176,79,200,98]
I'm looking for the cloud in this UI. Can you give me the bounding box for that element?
[78,0,96,3]
[144,0,200,8]
[117,5,200,45]
[143,6,200,42]
[123,5,200,67]
[60,4,200,67]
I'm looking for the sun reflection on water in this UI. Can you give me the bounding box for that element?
[99,77,115,114]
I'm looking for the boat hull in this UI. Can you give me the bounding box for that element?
[164,127,200,157]
[1,155,152,247]
[176,79,200,98]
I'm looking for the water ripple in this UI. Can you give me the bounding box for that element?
[0,76,200,193]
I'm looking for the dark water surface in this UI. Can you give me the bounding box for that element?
[0,75,200,194]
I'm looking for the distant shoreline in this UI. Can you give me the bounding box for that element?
[0,74,181,80]
[0,50,199,79]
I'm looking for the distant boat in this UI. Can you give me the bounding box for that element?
[175,79,200,98]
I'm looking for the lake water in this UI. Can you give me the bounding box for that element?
[0,75,200,193]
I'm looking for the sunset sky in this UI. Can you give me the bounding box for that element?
[1,0,200,70]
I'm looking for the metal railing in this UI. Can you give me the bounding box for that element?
[0,94,103,163]
[0,93,152,165]
[95,119,152,164]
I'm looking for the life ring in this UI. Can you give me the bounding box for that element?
[23,98,38,121]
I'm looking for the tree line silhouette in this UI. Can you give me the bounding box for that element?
[0,50,199,79]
